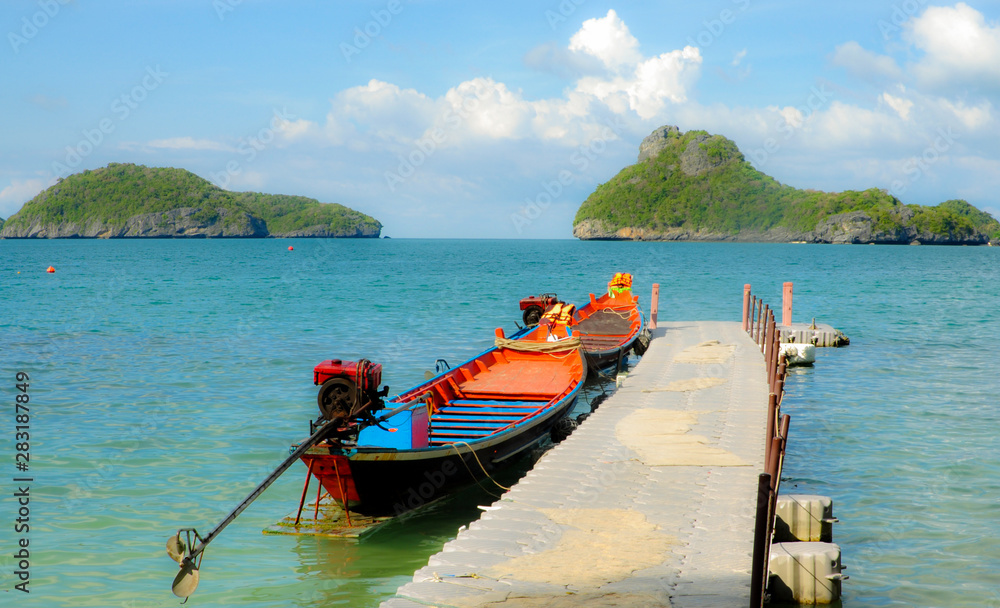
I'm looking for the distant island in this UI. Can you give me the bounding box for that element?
[573,126,999,245]
[0,163,382,239]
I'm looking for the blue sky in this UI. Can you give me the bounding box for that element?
[3,0,1000,238]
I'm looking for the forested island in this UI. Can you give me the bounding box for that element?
[573,126,999,245]
[0,163,381,238]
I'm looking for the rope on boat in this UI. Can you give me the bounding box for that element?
[449,441,511,493]
[589,307,634,320]
[494,336,581,353]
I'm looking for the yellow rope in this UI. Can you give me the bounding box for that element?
[494,335,581,352]
[585,307,634,321]
[449,441,511,492]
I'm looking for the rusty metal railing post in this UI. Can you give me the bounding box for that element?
[649,283,660,330]
[769,320,780,388]
[743,285,794,607]
[773,360,786,402]
[765,393,777,463]
[761,306,770,354]
[750,472,773,608]
[743,284,752,331]
[757,300,765,346]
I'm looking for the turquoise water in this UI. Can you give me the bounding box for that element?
[2,239,999,607]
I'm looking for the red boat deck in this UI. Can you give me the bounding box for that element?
[457,358,573,398]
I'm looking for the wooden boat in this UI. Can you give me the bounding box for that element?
[296,323,587,516]
[572,287,647,372]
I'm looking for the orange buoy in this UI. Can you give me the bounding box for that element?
[288,246,294,251]
[46,266,55,273]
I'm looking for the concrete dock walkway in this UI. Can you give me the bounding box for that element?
[381,321,769,608]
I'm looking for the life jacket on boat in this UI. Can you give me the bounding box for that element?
[541,302,576,326]
[608,272,633,297]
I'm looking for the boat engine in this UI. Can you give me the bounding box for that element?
[519,292,560,326]
[313,359,388,430]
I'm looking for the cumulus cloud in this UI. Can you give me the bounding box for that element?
[283,9,703,150]
[906,2,1000,89]
[568,9,642,71]
[831,41,902,82]
[881,91,914,121]
[0,178,47,217]
[940,99,993,130]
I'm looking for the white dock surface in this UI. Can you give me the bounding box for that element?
[381,321,769,608]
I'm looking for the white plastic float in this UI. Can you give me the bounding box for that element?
[779,342,816,366]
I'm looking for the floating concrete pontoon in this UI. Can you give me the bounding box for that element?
[381,321,771,608]
[778,322,849,347]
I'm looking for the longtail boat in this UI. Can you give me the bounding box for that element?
[297,322,586,516]
[165,324,585,599]
[520,273,649,373]
[573,286,648,371]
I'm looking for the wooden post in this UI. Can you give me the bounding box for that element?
[742,284,751,331]
[649,283,659,329]
[782,282,793,327]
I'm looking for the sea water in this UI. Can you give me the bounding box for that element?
[1,238,999,607]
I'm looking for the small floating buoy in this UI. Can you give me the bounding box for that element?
[46,266,55,273]
[288,246,294,251]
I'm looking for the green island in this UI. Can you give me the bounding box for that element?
[0,163,381,238]
[573,126,1000,245]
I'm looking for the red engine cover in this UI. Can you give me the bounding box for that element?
[519,294,559,311]
[313,359,383,391]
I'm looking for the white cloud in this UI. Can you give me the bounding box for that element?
[0,178,46,218]
[439,77,533,140]
[568,9,642,71]
[881,91,914,121]
[830,41,902,82]
[906,2,1000,89]
[941,99,992,130]
[324,79,438,146]
[732,49,747,67]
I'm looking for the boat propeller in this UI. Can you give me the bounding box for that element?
[166,529,204,600]
[165,418,341,600]
[167,358,394,600]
